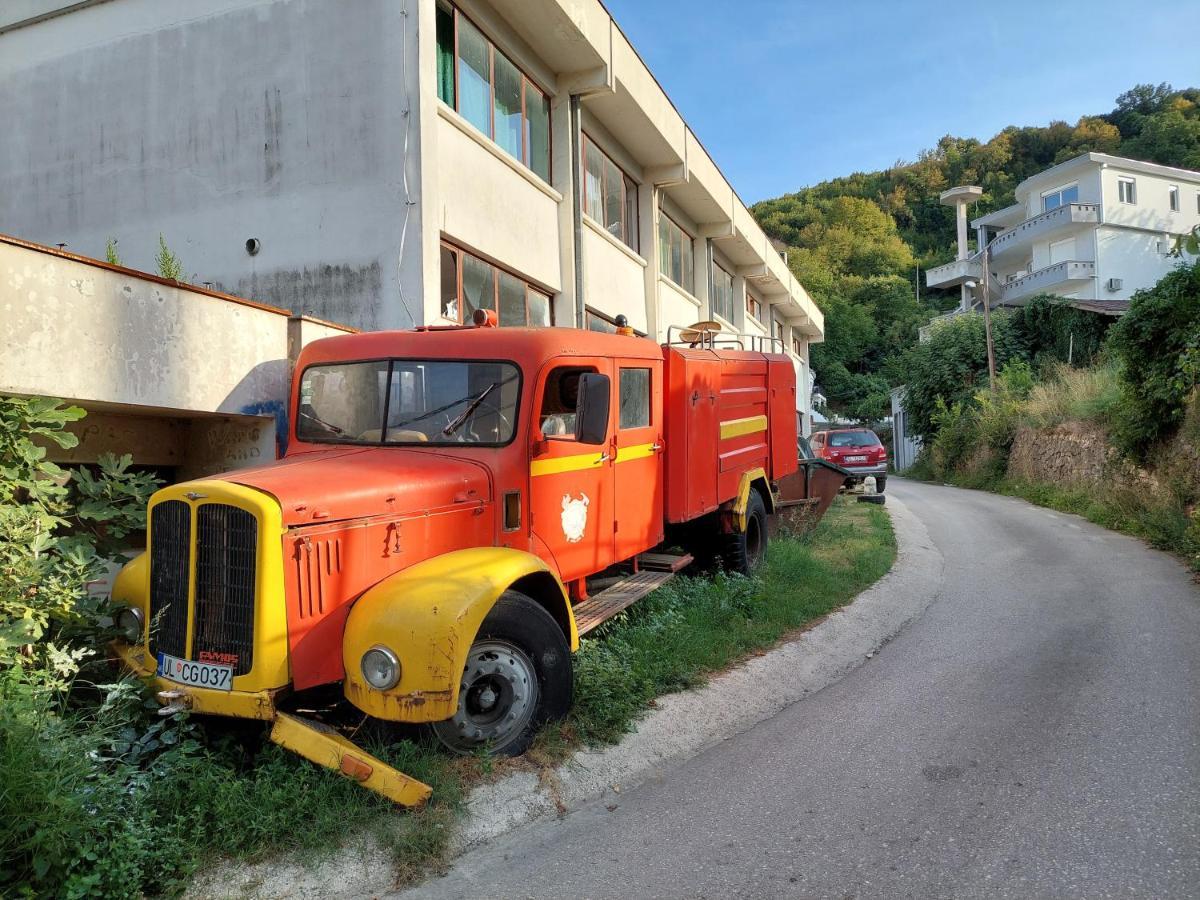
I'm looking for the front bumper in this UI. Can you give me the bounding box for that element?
[113,641,432,807]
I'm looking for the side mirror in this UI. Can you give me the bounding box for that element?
[574,373,610,445]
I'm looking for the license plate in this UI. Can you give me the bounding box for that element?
[157,652,234,691]
[846,455,867,462]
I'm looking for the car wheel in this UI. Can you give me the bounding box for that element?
[719,490,769,575]
[429,591,572,756]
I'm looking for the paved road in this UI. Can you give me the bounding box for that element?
[409,480,1200,899]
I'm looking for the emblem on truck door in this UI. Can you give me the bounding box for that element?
[561,493,589,543]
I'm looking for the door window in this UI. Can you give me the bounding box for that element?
[539,366,595,438]
[619,368,651,429]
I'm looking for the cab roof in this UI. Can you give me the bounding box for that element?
[297,326,666,370]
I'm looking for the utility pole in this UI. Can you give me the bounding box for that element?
[980,242,997,392]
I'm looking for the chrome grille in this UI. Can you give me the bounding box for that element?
[148,500,190,660]
[193,504,258,676]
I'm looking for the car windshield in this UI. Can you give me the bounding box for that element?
[297,359,520,446]
[828,431,879,448]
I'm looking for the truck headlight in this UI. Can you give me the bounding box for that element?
[361,646,401,690]
[116,606,145,642]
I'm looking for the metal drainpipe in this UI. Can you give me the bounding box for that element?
[569,94,584,329]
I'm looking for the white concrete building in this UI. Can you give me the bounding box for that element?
[0,0,823,429]
[926,153,1200,312]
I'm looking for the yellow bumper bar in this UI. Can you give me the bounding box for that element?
[113,642,433,807]
[271,713,432,807]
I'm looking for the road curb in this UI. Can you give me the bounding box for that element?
[448,493,944,855]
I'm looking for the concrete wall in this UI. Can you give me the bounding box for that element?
[0,0,426,329]
[0,235,353,473]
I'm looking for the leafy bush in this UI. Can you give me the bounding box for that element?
[898,311,1026,441]
[1108,259,1200,456]
[1011,294,1115,367]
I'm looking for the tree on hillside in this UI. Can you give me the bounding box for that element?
[752,82,1200,421]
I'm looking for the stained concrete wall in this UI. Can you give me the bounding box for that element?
[0,0,425,330]
[1,235,352,474]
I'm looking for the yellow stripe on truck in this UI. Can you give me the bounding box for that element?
[530,451,609,477]
[719,415,768,440]
[615,442,657,463]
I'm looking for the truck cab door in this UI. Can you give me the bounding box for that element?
[528,358,616,585]
[612,360,664,561]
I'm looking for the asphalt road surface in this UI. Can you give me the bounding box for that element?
[408,480,1200,899]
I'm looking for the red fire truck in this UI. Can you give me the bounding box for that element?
[111,318,798,804]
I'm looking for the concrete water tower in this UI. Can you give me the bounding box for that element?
[940,185,983,311]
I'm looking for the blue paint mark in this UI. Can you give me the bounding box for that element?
[239,399,288,456]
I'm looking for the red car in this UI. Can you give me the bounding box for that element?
[810,428,888,492]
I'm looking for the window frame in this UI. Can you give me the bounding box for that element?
[746,285,763,322]
[1118,176,1137,205]
[712,261,735,324]
[1168,184,1180,212]
[440,239,553,327]
[581,133,640,252]
[296,356,524,449]
[658,210,695,294]
[1041,182,1079,212]
[617,367,652,430]
[438,1,552,182]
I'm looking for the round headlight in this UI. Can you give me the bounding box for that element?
[116,606,145,643]
[361,645,401,690]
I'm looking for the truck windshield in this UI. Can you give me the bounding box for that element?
[297,359,521,446]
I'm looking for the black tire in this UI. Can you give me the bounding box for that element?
[876,476,887,493]
[718,490,769,575]
[428,591,572,756]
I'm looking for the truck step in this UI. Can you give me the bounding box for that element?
[574,570,677,636]
[636,551,693,572]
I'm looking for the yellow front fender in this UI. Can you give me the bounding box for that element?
[111,552,149,635]
[342,547,576,723]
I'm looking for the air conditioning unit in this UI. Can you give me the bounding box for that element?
[1106,277,1123,292]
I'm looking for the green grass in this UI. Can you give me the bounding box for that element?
[564,496,897,745]
[2,497,896,898]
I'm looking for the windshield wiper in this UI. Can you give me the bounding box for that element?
[442,382,498,436]
[298,408,345,435]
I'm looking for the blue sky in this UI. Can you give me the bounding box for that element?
[602,0,1197,203]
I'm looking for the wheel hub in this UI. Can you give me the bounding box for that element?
[431,640,539,753]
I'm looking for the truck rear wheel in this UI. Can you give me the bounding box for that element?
[429,591,572,756]
[719,490,769,575]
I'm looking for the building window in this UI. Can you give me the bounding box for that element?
[1048,236,1074,265]
[1118,177,1137,205]
[712,263,735,323]
[1169,184,1180,212]
[585,309,616,333]
[772,313,785,344]
[792,337,803,357]
[582,135,638,251]
[658,212,694,294]
[618,368,651,429]
[440,241,552,327]
[437,2,551,182]
[1041,183,1079,212]
[746,288,762,322]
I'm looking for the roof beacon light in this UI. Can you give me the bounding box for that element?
[472,308,498,328]
[615,314,634,336]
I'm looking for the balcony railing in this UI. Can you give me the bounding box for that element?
[989,203,1099,259]
[925,257,982,289]
[1002,260,1095,303]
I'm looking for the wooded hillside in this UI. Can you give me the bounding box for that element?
[751,83,1200,420]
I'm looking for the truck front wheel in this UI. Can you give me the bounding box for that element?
[719,490,769,575]
[429,591,572,756]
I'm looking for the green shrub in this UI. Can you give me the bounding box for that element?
[1012,294,1115,367]
[1108,259,1200,456]
[899,311,1027,441]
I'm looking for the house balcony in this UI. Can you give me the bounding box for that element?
[1001,260,1096,304]
[988,203,1099,260]
[925,257,982,290]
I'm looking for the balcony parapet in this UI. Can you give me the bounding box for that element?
[1002,260,1095,303]
[925,258,982,289]
[989,203,1099,259]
